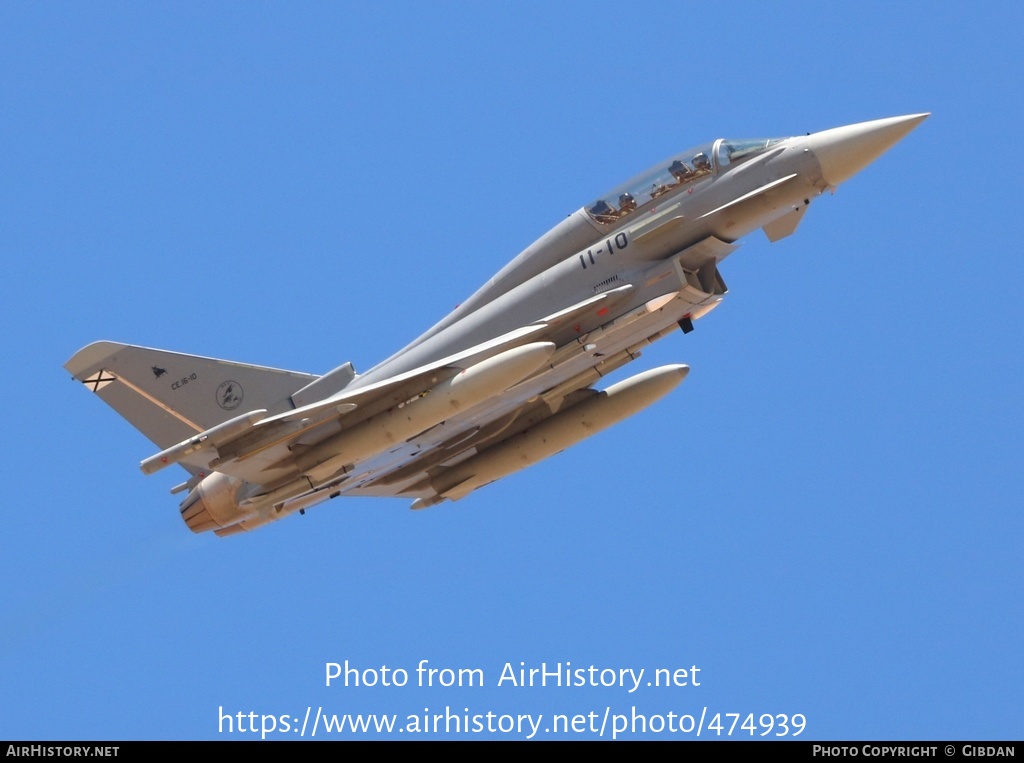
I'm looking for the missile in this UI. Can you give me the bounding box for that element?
[140,409,268,475]
[295,341,556,483]
[411,363,689,509]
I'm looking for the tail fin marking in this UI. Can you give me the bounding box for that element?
[65,342,318,458]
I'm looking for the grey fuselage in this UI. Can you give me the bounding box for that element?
[356,135,823,388]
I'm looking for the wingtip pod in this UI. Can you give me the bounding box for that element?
[411,363,689,509]
[140,409,269,475]
[808,113,929,188]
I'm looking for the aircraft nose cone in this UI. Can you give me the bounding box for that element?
[807,113,929,187]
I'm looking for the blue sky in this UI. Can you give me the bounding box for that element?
[1,2,1021,740]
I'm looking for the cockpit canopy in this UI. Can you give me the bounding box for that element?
[586,137,788,225]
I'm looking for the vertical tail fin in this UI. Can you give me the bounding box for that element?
[65,341,318,453]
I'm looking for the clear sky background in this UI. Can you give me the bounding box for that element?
[1,2,1021,741]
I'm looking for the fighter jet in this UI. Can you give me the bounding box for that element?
[65,114,928,536]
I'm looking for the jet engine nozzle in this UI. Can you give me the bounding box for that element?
[808,113,929,188]
[179,472,251,533]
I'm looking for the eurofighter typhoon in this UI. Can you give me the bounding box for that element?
[66,114,927,536]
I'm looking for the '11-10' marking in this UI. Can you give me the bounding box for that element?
[580,232,629,269]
